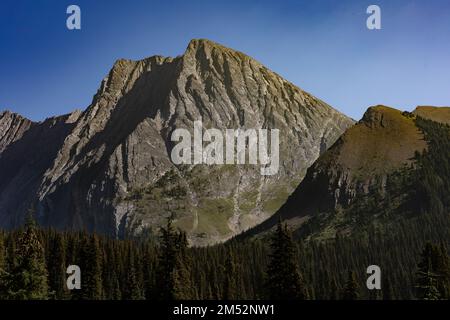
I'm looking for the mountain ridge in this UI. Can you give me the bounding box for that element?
[0,39,353,245]
[243,104,450,240]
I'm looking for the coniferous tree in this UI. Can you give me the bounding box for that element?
[6,213,49,299]
[134,246,146,299]
[155,218,180,299]
[434,243,450,299]
[155,218,177,300]
[342,271,359,300]
[223,251,237,300]
[112,275,122,300]
[155,218,195,300]
[382,276,394,300]
[265,219,308,300]
[0,234,4,271]
[208,267,220,300]
[143,247,156,299]
[48,232,68,299]
[6,234,17,274]
[415,243,440,300]
[123,246,142,300]
[173,230,194,299]
[0,234,7,299]
[101,242,113,299]
[329,278,338,300]
[78,235,103,300]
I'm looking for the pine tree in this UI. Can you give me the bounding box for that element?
[0,233,4,271]
[223,251,237,300]
[112,277,122,300]
[434,243,450,299]
[342,271,359,300]
[155,219,194,300]
[155,218,177,300]
[265,219,308,300]
[48,232,68,299]
[415,243,440,300]
[382,276,394,300]
[173,230,194,299]
[0,234,7,299]
[6,212,49,299]
[143,247,156,299]
[328,278,338,300]
[6,233,17,274]
[79,235,103,300]
[122,245,142,300]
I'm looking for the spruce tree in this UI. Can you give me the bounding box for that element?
[6,233,17,274]
[112,276,122,300]
[329,278,338,300]
[382,276,394,300]
[415,243,440,300]
[0,234,7,299]
[7,212,49,299]
[223,251,237,300]
[173,230,194,299]
[0,234,4,271]
[265,219,308,300]
[143,248,156,299]
[434,243,450,299]
[123,246,142,300]
[155,218,178,300]
[342,270,359,300]
[79,235,103,300]
[48,233,68,299]
[155,219,194,300]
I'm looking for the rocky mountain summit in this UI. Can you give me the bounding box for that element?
[0,39,353,245]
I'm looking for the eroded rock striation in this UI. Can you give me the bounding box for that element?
[0,39,353,245]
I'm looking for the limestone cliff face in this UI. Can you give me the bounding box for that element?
[0,39,353,245]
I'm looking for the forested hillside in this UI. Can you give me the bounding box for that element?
[0,214,448,300]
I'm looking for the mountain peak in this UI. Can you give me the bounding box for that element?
[0,109,29,121]
[335,105,426,176]
[184,38,249,63]
[186,38,231,51]
[360,105,405,128]
[0,109,34,153]
[0,40,353,245]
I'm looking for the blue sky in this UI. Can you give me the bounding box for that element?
[1,0,450,121]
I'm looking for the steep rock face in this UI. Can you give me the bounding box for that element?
[0,111,81,227]
[0,39,353,245]
[0,111,33,153]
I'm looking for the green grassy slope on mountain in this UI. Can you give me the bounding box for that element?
[242,106,450,242]
[413,106,450,125]
[330,106,426,178]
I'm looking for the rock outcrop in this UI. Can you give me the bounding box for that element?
[0,110,33,153]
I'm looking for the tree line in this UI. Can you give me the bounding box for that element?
[0,214,448,300]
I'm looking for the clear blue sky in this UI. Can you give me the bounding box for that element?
[1,0,450,121]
